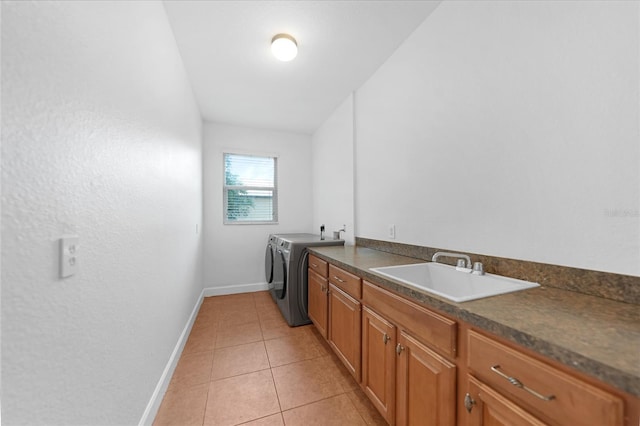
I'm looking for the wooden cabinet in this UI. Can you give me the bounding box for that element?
[328,283,362,381]
[308,255,329,338]
[362,281,457,426]
[308,258,362,381]
[308,268,328,338]
[396,331,457,426]
[464,330,624,426]
[465,375,547,426]
[362,307,397,424]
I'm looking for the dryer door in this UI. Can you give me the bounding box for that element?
[265,244,274,286]
[272,249,287,300]
[298,250,310,317]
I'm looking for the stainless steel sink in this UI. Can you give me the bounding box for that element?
[369,262,539,302]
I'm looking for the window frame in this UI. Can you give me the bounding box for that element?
[222,152,279,225]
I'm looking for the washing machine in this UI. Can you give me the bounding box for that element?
[265,233,344,326]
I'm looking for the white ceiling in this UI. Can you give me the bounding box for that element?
[163,1,441,134]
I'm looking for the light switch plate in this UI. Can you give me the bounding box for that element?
[388,224,396,239]
[60,235,79,278]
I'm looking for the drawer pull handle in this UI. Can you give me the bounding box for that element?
[333,276,345,283]
[383,333,391,344]
[491,365,556,401]
[396,344,405,355]
[311,263,318,268]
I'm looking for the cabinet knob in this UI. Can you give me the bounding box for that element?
[464,393,476,413]
[395,343,404,355]
[383,333,391,344]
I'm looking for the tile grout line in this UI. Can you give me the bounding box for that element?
[257,293,286,426]
[201,310,216,426]
[268,361,285,420]
[200,379,211,426]
[260,300,285,423]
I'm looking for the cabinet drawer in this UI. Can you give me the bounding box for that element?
[468,330,623,426]
[329,264,361,299]
[308,254,328,277]
[363,281,457,358]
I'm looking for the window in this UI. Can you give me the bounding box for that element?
[223,153,278,224]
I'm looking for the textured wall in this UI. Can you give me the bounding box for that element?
[354,0,639,276]
[1,1,203,424]
[311,94,355,245]
[203,123,313,289]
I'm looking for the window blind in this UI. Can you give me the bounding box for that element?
[223,153,278,224]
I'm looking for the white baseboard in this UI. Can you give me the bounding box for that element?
[138,282,269,425]
[203,282,269,297]
[138,289,204,426]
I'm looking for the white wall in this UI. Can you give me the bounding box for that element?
[1,2,203,424]
[311,94,356,245]
[353,0,639,276]
[203,123,313,289]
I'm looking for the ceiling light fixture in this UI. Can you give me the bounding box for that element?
[271,33,298,62]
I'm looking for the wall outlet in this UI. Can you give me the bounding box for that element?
[60,235,79,278]
[388,224,396,239]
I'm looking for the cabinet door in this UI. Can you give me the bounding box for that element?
[362,307,396,425]
[328,283,361,381]
[396,331,456,426]
[465,375,547,426]
[308,269,328,338]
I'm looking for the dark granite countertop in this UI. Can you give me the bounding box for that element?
[308,245,640,398]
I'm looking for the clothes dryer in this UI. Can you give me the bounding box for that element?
[265,233,344,326]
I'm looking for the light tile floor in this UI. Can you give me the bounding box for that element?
[153,291,387,426]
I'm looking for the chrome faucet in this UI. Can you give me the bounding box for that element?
[431,252,472,270]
